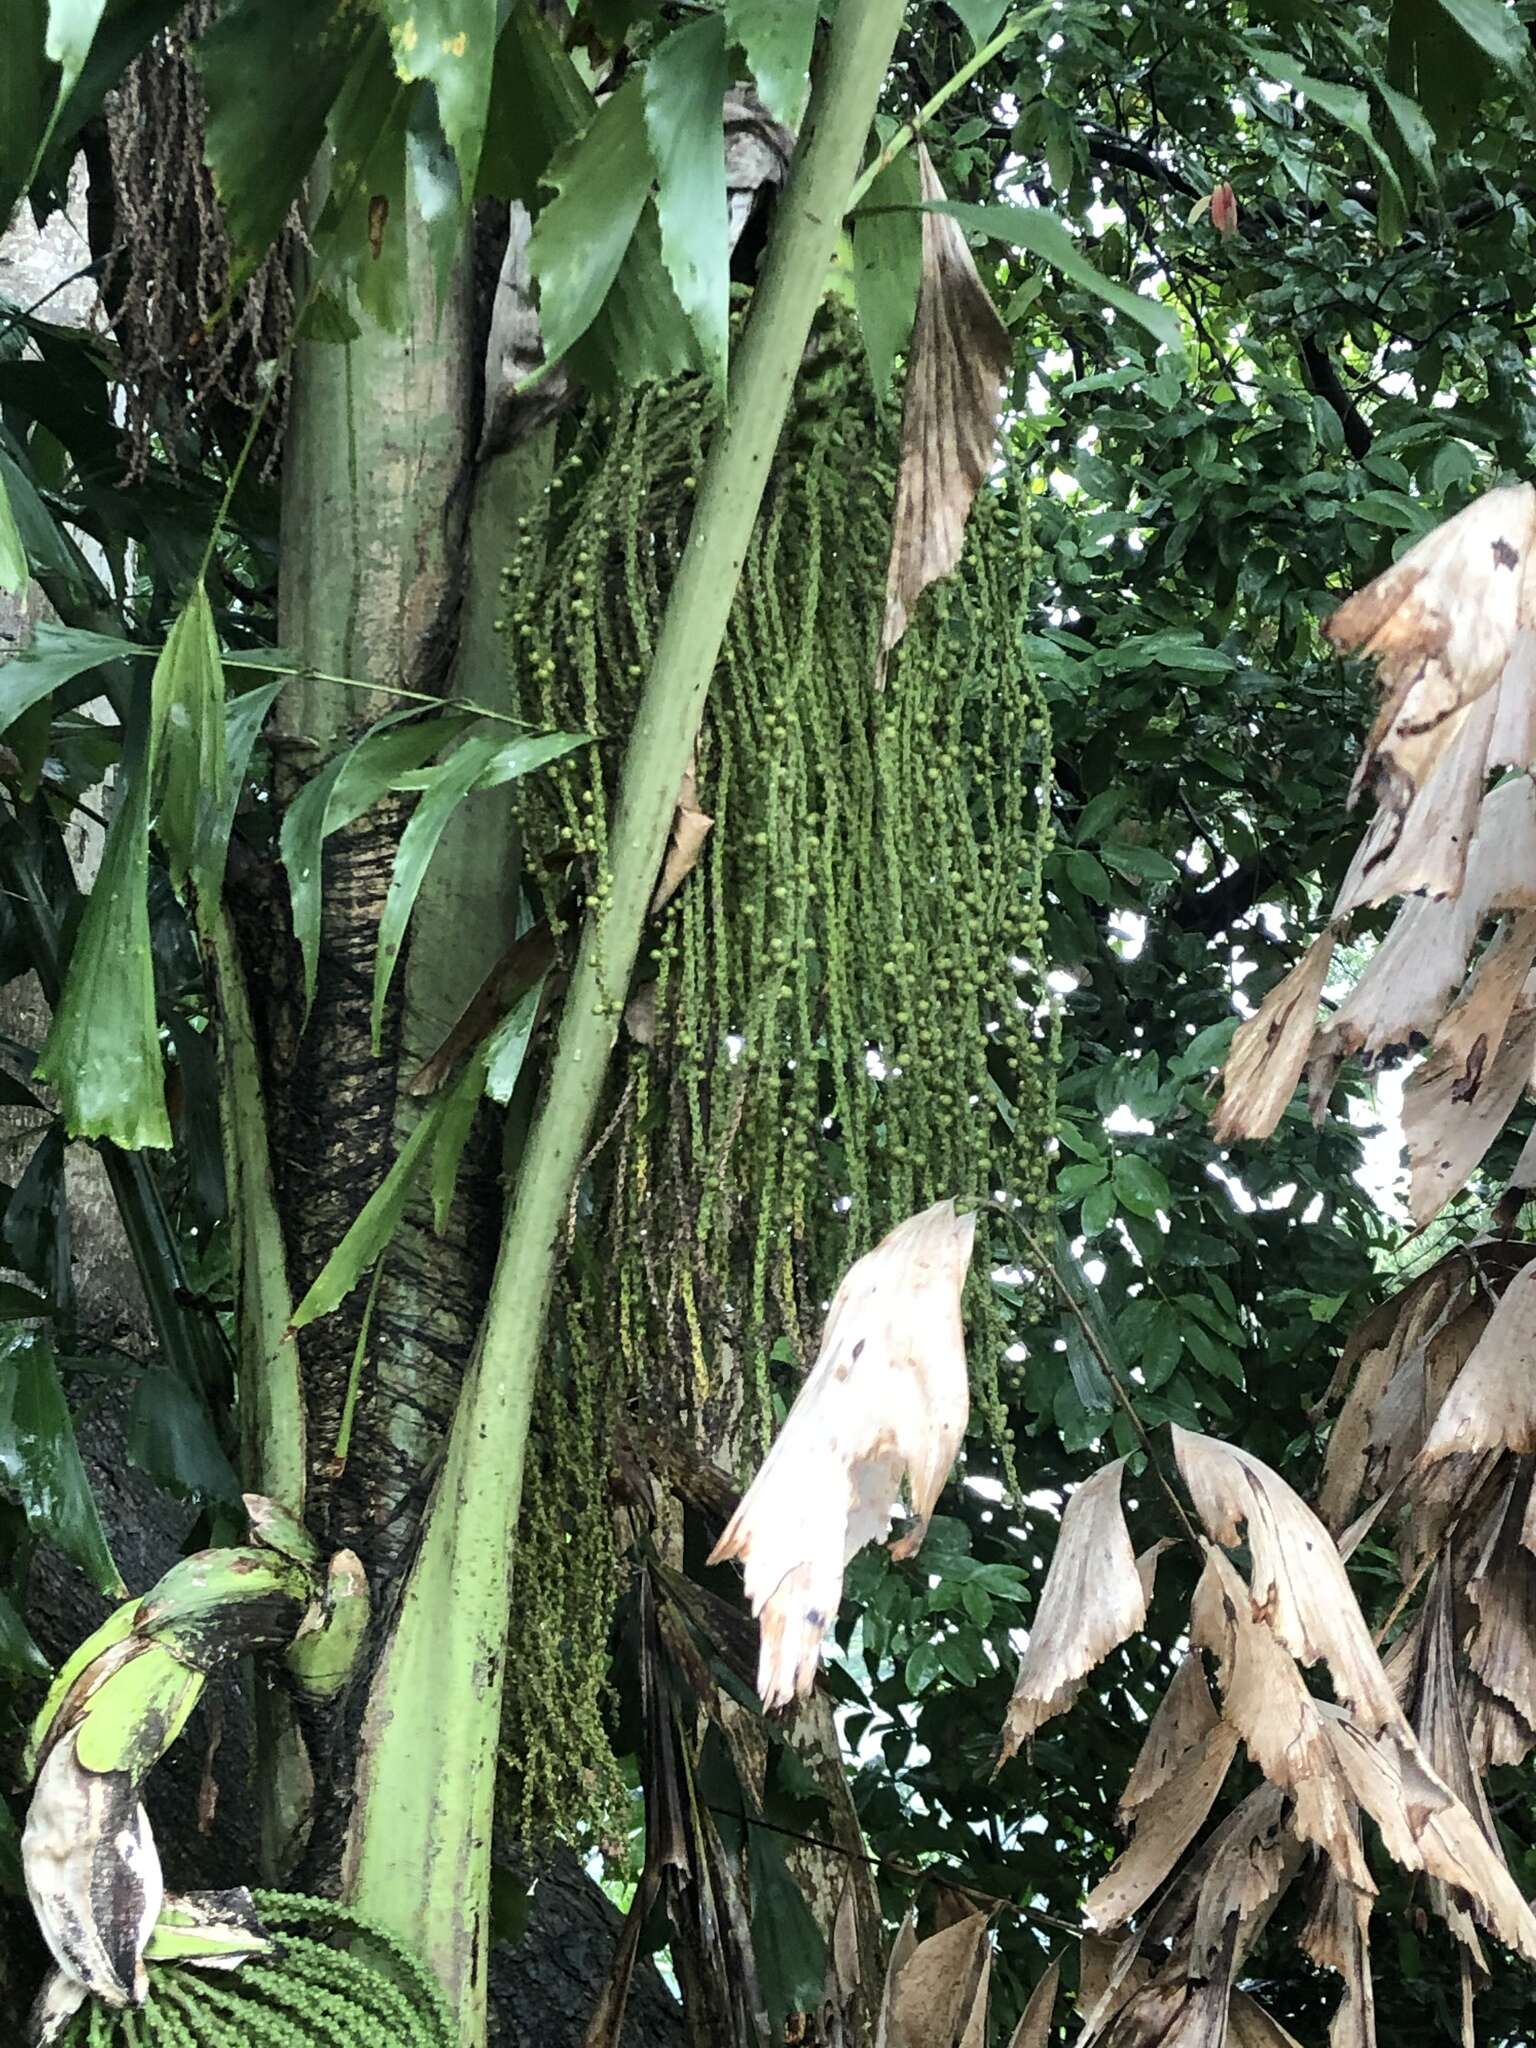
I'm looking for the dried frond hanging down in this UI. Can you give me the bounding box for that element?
[1228,1996,1307,2048]
[881,148,1012,661]
[1190,1548,1368,1888]
[1119,1652,1223,1818]
[1084,1716,1239,1931]
[1173,1430,1409,1738]
[1330,681,1498,916]
[1211,932,1335,1144]
[1400,1559,1509,1970]
[1007,1958,1061,2048]
[1464,1473,1536,1746]
[1402,986,1536,1222]
[1316,1246,1501,1538]
[1210,483,1536,1216]
[1094,1766,1299,2048]
[105,2,301,476]
[1421,1259,1536,1463]
[875,1910,992,2048]
[1325,482,1536,840]
[1299,1862,1375,2048]
[998,1457,1147,1760]
[1417,910,1536,1092]
[1320,1704,1536,1959]
[708,1200,976,1709]
[1190,1509,1536,1958]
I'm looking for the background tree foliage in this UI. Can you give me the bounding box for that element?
[3,1,1536,2044]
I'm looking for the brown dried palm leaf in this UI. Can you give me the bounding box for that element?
[1083,1717,1239,1932]
[1398,1557,1506,1971]
[708,1200,975,1708]
[1319,1703,1536,1959]
[1325,483,1536,852]
[1007,1958,1061,2048]
[1421,1258,1536,1465]
[876,1909,992,2048]
[1190,1548,1370,1888]
[997,1457,1148,1760]
[1317,774,1536,1067]
[1211,934,1336,1143]
[1173,1430,1410,1737]
[1119,1653,1222,1819]
[1299,1858,1376,2048]
[880,149,1012,662]
[1403,990,1536,1225]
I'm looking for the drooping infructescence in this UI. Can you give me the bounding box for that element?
[496,311,1057,1840]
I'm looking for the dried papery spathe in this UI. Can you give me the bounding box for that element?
[708,1199,976,1709]
[22,1726,163,2008]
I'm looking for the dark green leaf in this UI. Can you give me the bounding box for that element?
[643,15,729,394]
[290,1103,445,1329]
[1065,1321,1112,1411]
[0,0,47,223]
[294,285,363,345]
[37,0,107,165]
[0,468,25,594]
[0,446,89,600]
[150,584,227,894]
[478,2,596,205]
[930,200,1182,355]
[723,0,816,126]
[126,1367,240,1505]
[1049,1222,1125,1369]
[948,0,1012,46]
[1117,1300,1183,1389]
[0,620,138,735]
[483,6,695,389]
[852,152,923,398]
[35,728,170,1150]
[746,1820,827,2027]
[376,0,496,203]
[212,676,288,861]
[1430,0,1531,73]
[1175,1018,1239,1076]
[0,1282,50,1317]
[904,1640,940,1693]
[1181,1320,1244,1385]
[1376,78,1438,182]
[1080,1181,1118,1237]
[430,1049,488,1235]
[1057,1161,1107,1200]
[195,0,376,277]
[372,730,582,1048]
[0,1584,48,1681]
[531,76,656,370]
[5,1122,65,1303]
[312,25,410,328]
[1113,1155,1172,1219]
[484,978,545,1106]
[280,709,471,1015]
[0,1332,123,1596]
[1102,842,1181,885]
